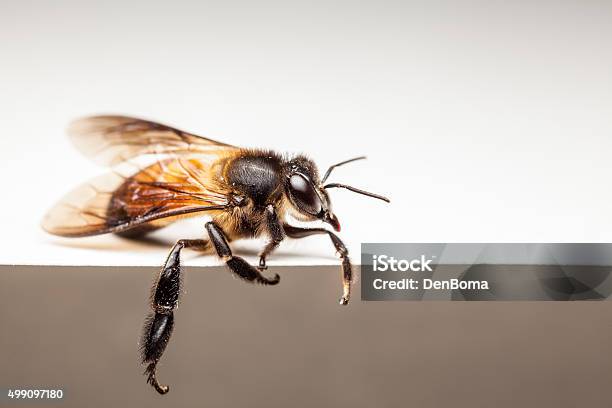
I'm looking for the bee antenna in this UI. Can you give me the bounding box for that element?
[323,183,390,203]
[322,156,367,183]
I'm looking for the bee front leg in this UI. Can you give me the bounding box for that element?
[258,204,286,271]
[205,221,280,285]
[141,239,209,395]
[283,224,352,305]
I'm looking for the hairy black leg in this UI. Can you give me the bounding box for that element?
[205,221,280,285]
[283,224,352,305]
[141,239,209,395]
[258,205,285,271]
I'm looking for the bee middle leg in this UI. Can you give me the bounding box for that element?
[257,204,286,271]
[141,239,210,395]
[205,221,280,285]
[283,224,352,305]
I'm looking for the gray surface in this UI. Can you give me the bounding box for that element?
[1,265,611,407]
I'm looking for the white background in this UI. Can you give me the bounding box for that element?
[1,1,612,266]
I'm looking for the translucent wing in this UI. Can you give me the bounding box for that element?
[68,115,238,167]
[42,156,232,237]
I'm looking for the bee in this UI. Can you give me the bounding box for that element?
[42,115,389,394]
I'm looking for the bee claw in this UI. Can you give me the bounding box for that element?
[258,257,268,271]
[145,362,170,395]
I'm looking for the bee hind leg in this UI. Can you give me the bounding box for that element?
[205,221,280,285]
[141,239,210,395]
[282,224,352,305]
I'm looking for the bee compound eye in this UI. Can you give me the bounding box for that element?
[289,174,322,215]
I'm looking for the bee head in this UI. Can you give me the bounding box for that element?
[284,156,340,231]
[284,155,390,232]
